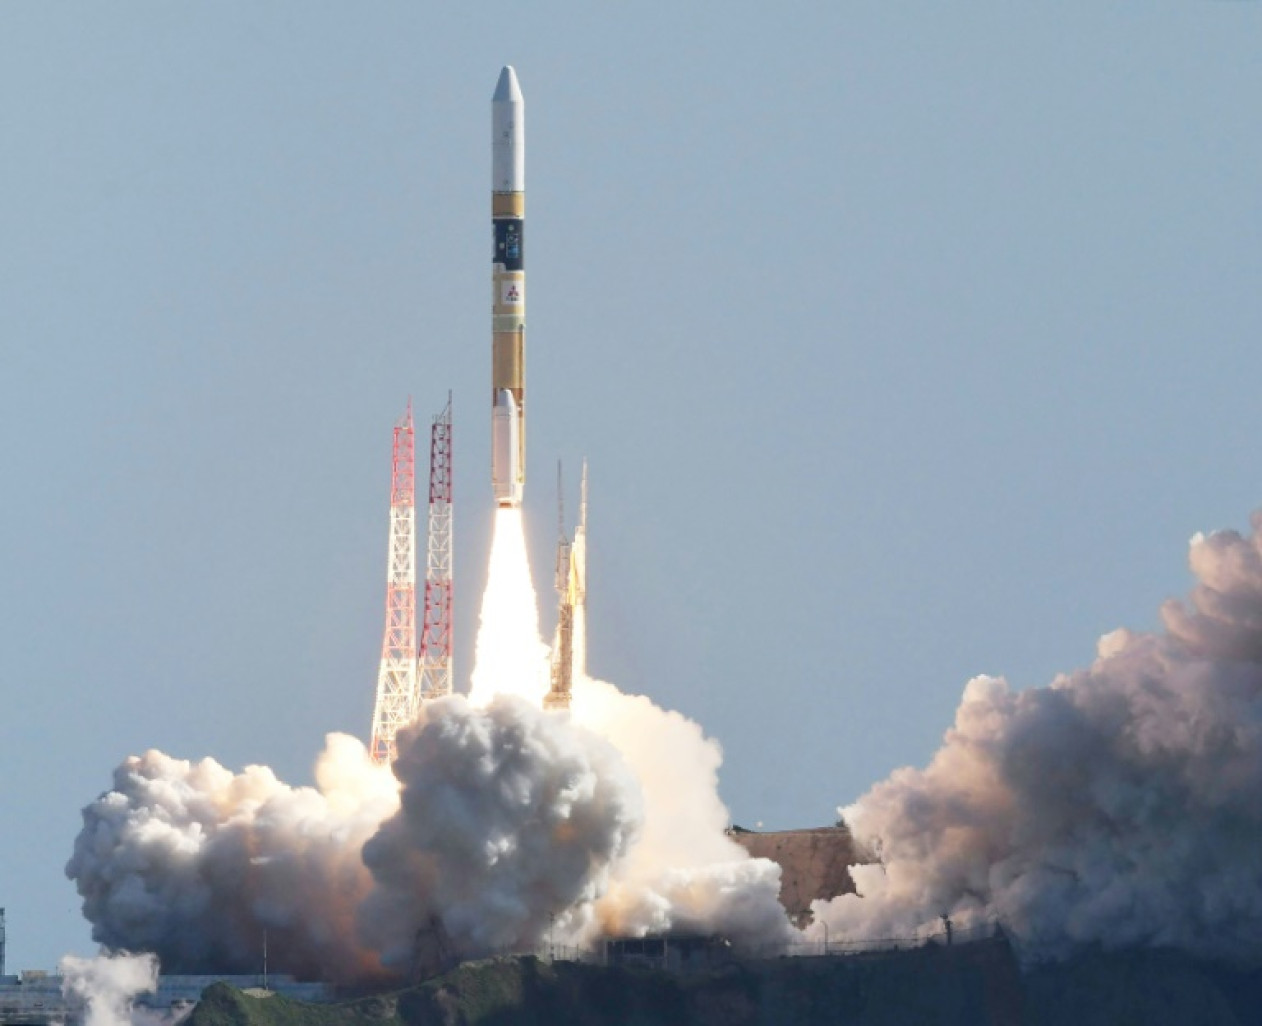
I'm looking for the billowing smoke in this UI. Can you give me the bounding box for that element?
[571,677,794,952]
[66,736,398,981]
[66,699,642,980]
[812,513,1262,965]
[67,508,791,978]
[359,693,642,968]
[60,952,158,1026]
[68,488,1262,973]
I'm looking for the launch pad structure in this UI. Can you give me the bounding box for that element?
[369,404,418,764]
[369,397,454,764]
[419,395,454,703]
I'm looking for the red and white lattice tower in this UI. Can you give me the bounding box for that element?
[369,402,418,763]
[420,394,453,701]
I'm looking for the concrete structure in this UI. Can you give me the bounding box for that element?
[602,936,734,974]
[729,825,859,926]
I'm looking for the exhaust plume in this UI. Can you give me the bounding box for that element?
[466,506,793,951]
[812,512,1262,965]
[571,677,794,952]
[66,504,794,978]
[469,509,549,706]
[359,693,642,968]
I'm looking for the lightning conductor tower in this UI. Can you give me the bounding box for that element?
[419,394,454,701]
[370,403,419,764]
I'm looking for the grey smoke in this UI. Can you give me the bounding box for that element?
[812,513,1262,965]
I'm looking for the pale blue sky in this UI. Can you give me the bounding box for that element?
[1,3,1259,969]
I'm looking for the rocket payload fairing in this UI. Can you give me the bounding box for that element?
[491,66,526,508]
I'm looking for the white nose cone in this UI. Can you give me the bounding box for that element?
[492,65,524,192]
[493,65,523,103]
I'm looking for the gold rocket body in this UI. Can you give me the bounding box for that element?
[491,67,525,509]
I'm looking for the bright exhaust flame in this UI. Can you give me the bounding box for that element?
[469,508,550,705]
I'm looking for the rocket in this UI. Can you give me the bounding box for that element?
[491,65,526,508]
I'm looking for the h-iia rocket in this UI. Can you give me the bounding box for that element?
[491,66,526,508]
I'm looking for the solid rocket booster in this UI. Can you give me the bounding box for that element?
[491,65,525,509]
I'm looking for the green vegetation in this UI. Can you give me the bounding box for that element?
[189,984,396,1026]
[184,940,1262,1026]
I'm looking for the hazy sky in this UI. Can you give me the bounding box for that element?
[2,3,1259,970]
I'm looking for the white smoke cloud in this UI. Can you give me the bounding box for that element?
[70,690,776,977]
[69,698,772,981]
[571,677,794,952]
[65,736,398,982]
[60,952,158,1026]
[68,485,1262,973]
[359,693,642,968]
[811,513,1262,965]
[67,511,796,979]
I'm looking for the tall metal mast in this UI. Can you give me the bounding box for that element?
[370,403,419,763]
[420,394,454,702]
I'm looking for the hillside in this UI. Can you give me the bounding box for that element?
[185,939,1262,1026]
[189,938,1021,1026]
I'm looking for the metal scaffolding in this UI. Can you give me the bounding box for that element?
[369,403,418,763]
[420,394,454,702]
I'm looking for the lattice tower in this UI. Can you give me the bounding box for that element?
[369,403,418,763]
[420,394,454,701]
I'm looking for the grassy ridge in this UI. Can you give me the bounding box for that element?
[186,939,1023,1026]
[188,940,1262,1025]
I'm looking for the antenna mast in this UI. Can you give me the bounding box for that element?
[370,403,419,763]
[420,394,454,701]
